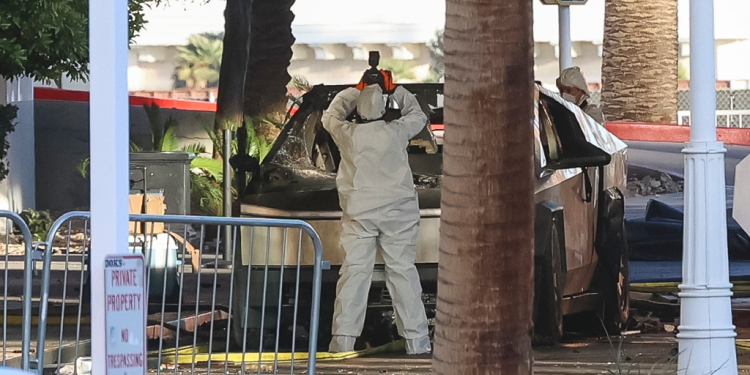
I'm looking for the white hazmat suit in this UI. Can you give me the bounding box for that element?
[559,66,605,124]
[322,84,431,354]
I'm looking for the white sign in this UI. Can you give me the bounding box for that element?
[539,0,588,5]
[734,155,750,234]
[104,254,147,375]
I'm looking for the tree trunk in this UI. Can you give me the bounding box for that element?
[243,0,295,118]
[433,0,535,374]
[214,0,253,132]
[601,0,678,123]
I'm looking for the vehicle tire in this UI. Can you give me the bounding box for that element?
[533,221,566,346]
[601,222,630,334]
[593,190,630,335]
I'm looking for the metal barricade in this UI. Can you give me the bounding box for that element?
[0,212,34,372]
[29,212,325,375]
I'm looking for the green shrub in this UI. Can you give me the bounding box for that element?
[20,209,52,241]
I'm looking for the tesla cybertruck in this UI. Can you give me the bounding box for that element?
[230,83,629,347]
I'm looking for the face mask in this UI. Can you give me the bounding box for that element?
[562,93,579,104]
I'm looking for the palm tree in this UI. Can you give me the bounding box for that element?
[242,0,296,118]
[175,34,223,89]
[433,0,534,373]
[600,0,678,123]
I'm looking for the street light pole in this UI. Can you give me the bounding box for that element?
[89,0,130,374]
[558,5,573,73]
[678,0,738,374]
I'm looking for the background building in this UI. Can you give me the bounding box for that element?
[44,0,750,95]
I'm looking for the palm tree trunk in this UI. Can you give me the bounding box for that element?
[433,0,535,373]
[215,0,253,133]
[601,0,678,123]
[235,0,294,194]
[243,0,295,118]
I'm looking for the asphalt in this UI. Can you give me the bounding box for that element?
[623,141,750,283]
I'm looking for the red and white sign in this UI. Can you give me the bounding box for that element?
[104,254,147,375]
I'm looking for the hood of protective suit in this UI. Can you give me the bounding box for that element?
[559,66,591,98]
[356,84,386,121]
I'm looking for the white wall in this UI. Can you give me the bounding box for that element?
[717,40,750,88]
[1,78,36,213]
[128,46,180,91]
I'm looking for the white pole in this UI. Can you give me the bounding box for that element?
[558,5,573,73]
[678,0,738,374]
[89,0,130,374]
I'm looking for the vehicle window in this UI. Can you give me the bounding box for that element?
[538,94,610,170]
[539,99,563,162]
[269,111,321,171]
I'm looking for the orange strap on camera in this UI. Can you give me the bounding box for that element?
[355,70,397,92]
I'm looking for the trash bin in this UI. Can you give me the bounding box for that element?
[129,152,193,216]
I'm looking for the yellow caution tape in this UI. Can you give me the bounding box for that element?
[151,339,406,365]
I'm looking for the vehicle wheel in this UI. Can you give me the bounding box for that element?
[601,221,630,334]
[593,191,630,335]
[533,222,566,346]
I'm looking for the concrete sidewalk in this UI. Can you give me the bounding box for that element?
[275,333,750,374]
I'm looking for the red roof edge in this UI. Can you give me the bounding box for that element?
[34,87,217,112]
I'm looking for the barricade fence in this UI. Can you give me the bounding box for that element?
[0,212,34,372]
[0,211,325,375]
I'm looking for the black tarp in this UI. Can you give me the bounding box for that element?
[626,199,750,261]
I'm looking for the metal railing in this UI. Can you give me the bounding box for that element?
[1,211,325,375]
[0,213,34,372]
[677,110,750,127]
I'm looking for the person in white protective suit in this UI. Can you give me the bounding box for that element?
[556,66,605,124]
[321,83,431,355]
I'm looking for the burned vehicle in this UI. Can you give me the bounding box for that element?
[231,82,629,347]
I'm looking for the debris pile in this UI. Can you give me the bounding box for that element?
[627,172,683,197]
[414,174,441,189]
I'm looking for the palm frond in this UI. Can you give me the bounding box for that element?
[175,34,223,89]
[77,158,90,178]
[190,173,223,216]
[181,143,208,155]
[190,157,224,182]
[289,75,312,92]
[160,117,179,152]
[205,126,224,157]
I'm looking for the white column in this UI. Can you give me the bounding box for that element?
[1,77,35,214]
[89,0,130,374]
[558,5,573,73]
[678,0,738,374]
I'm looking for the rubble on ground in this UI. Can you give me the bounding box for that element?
[626,172,684,197]
[414,174,440,189]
